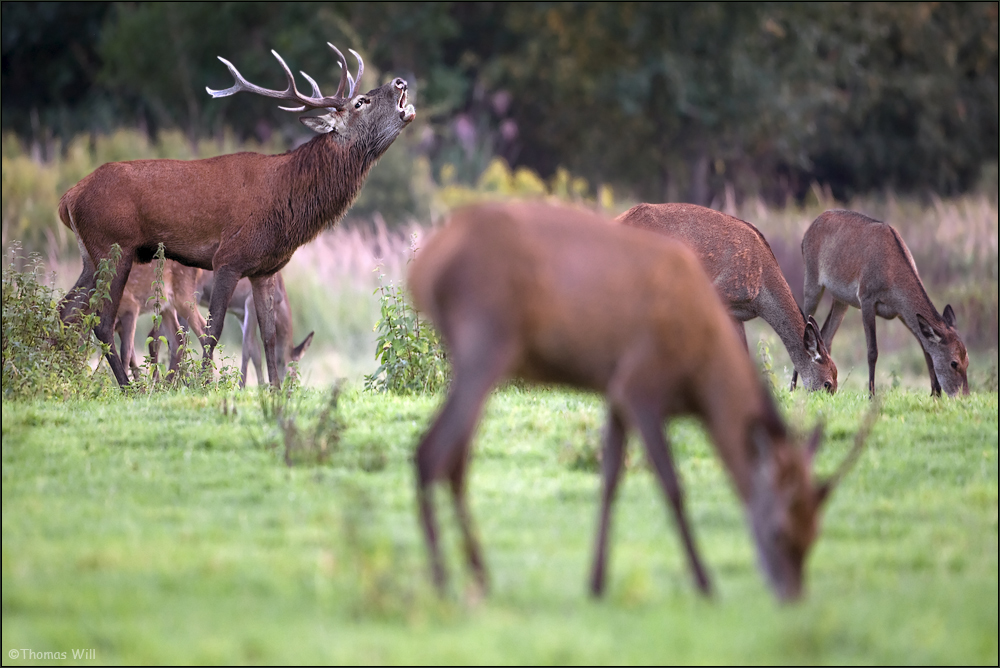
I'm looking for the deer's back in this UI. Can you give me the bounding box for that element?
[804,210,923,306]
[410,202,755,398]
[618,203,781,307]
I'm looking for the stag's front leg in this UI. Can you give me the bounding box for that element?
[861,299,879,398]
[589,407,627,597]
[249,274,279,388]
[204,265,241,371]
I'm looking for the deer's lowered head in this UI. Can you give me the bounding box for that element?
[916,304,969,396]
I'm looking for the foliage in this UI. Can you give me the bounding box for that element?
[1,242,118,400]
[363,242,449,395]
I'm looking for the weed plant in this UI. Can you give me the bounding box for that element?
[364,239,449,395]
[1,242,119,399]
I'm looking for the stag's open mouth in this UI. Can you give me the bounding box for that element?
[398,88,416,123]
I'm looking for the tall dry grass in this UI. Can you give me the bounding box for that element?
[2,129,996,388]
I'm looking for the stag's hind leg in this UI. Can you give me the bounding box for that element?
[91,251,134,387]
[589,407,627,596]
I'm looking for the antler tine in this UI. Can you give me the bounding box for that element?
[300,71,324,98]
[207,50,333,112]
[326,43,351,98]
[348,48,364,98]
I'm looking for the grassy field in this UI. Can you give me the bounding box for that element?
[3,385,997,664]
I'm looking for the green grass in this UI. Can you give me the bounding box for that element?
[2,386,997,664]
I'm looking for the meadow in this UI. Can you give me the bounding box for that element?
[2,386,997,664]
[2,130,998,664]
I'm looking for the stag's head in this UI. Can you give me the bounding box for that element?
[916,305,969,396]
[746,393,874,601]
[207,43,416,158]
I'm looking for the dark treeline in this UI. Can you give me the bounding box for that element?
[3,2,997,205]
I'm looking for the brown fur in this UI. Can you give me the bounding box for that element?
[618,203,837,393]
[802,209,969,397]
[409,202,858,601]
[116,262,312,385]
[59,72,413,387]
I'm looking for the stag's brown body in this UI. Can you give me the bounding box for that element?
[409,202,862,601]
[618,203,837,393]
[801,209,969,397]
[59,44,414,387]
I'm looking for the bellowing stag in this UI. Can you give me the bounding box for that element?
[59,42,414,387]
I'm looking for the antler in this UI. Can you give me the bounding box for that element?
[817,395,881,500]
[206,44,364,112]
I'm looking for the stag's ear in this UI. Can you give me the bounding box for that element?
[917,314,944,344]
[942,304,957,328]
[300,113,344,134]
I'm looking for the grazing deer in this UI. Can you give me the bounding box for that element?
[618,203,837,393]
[114,261,209,382]
[117,262,313,386]
[799,209,969,397]
[408,202,868,601]
[59,42,415,387]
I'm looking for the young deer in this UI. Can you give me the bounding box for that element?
[409,202,868,601]
[201,272,314,387]
[59,42,414,387]
[618,203,837,393]
[799,209,969,397]
[117,262,313,386]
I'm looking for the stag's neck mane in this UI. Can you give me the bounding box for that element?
[278,134,378,247]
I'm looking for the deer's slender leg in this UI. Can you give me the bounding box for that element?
[240,292,262,388]
[449,438,488,594]
[416,329,515,594]
[59,254,97,324]
[92,252,134,387]
[820,299,849,352]
[860,299,879,397]
[116,308,140,382]
[589,407,627,597]
[205,265,241,368]
[630,404,712,596]
[249,274,279,387]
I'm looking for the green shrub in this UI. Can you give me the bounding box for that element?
[1,242,117,399]
[363,252,449,395]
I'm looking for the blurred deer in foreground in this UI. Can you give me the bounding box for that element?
[797,209,969,397]
[408,202,870,601]
[618,203,837,393]
[59,42,414,387]
[117,262,312,386]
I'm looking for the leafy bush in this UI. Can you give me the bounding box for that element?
[363,242,449,395]
[1,242,117,399]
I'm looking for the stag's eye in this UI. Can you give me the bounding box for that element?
[951,361,959,370]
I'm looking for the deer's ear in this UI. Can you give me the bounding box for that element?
[942,304,957,328]
[917,314,944,344]
[300,113,344,134]
[803,318,821,357]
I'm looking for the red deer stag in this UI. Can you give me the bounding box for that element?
[59,43,415,387]
[618,203,837,393]
[408,202,869,601]
[799,209,969,397]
